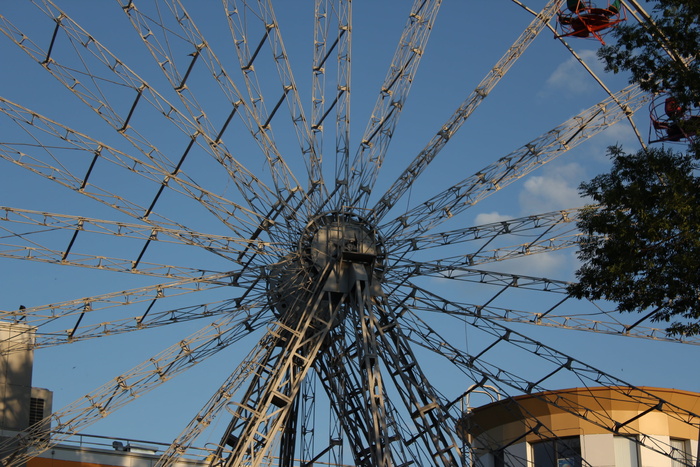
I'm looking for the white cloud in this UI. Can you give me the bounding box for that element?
[518,162,588,213]
[543,49,605,96]
[474,211,513,226]
[586,119,644,158]
[491,250,577,281]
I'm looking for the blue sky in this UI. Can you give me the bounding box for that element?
[1,0,697,460]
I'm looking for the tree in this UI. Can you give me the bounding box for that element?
[569,147,700,336]
[569,0,700,336]
[598,0,700,110]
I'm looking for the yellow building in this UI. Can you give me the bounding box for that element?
[458,387,699,467]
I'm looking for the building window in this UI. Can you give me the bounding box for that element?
[493,449,505,467]
[670,438,691,467]
[475,449,504,467]
[532,436,581,467]
[29,397,45,427]
[614,436,640,467]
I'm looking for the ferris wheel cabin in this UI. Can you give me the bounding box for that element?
[650,93,700,144]
[557,0,626,44]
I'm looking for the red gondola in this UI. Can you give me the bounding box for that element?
[650,93,700,144]
[557,0,626,45]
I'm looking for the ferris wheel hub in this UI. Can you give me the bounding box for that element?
[267,212,385,318]
[300,212,384,276]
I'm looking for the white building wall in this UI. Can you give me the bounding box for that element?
[0,322,34,433]
[44,444,204,467]
[481,432,697,467]
[475,452,495,467]
[504,441,529,467]
[639,435,679,467]
[581,433,616,467]
[691,439,699,465]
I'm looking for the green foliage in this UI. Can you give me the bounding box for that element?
[598,0,700,108]
[572,1,700,336]
[569,147,700,336]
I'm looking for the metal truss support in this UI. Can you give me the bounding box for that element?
[315,323,421,466]
[374,300,463,465]
[210,263,345,467]
[314,325,378,467]
[354,284,393,467]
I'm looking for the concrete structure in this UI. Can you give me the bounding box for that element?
[27,434,208,467]
[459,387,700,467]
[0,320,209,467]
[1,322,53,460]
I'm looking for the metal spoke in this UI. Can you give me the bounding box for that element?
[387,266,572,294]
[380,84,651,241]
[222,0,323,202]
[398,292,700,463]
[403,285,700,427]
[0,83,265,241]
[0,140,186,235]
[386,280,699,345]
[0,97,288,265]
[1,3,696,467]
[395,231,582,270]
[622,0,691,68]
[0,238,222,279]
[390,208,581,252]
[311,1,352,206]
[1,270,240,329]
[0,4,279,217]
[4,288,267,353]
[0,206,282,259]
[152,320,281,467]
[345,0,441,209]
[373,0,565,221]
[117,0,309,214]
[0,309,271,467]
[512,0,651,148]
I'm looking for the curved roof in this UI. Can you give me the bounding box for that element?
[458,386,700,443]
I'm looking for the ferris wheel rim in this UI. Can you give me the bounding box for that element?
[0,1,697,467]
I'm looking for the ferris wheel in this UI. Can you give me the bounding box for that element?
[0,1,698,466]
